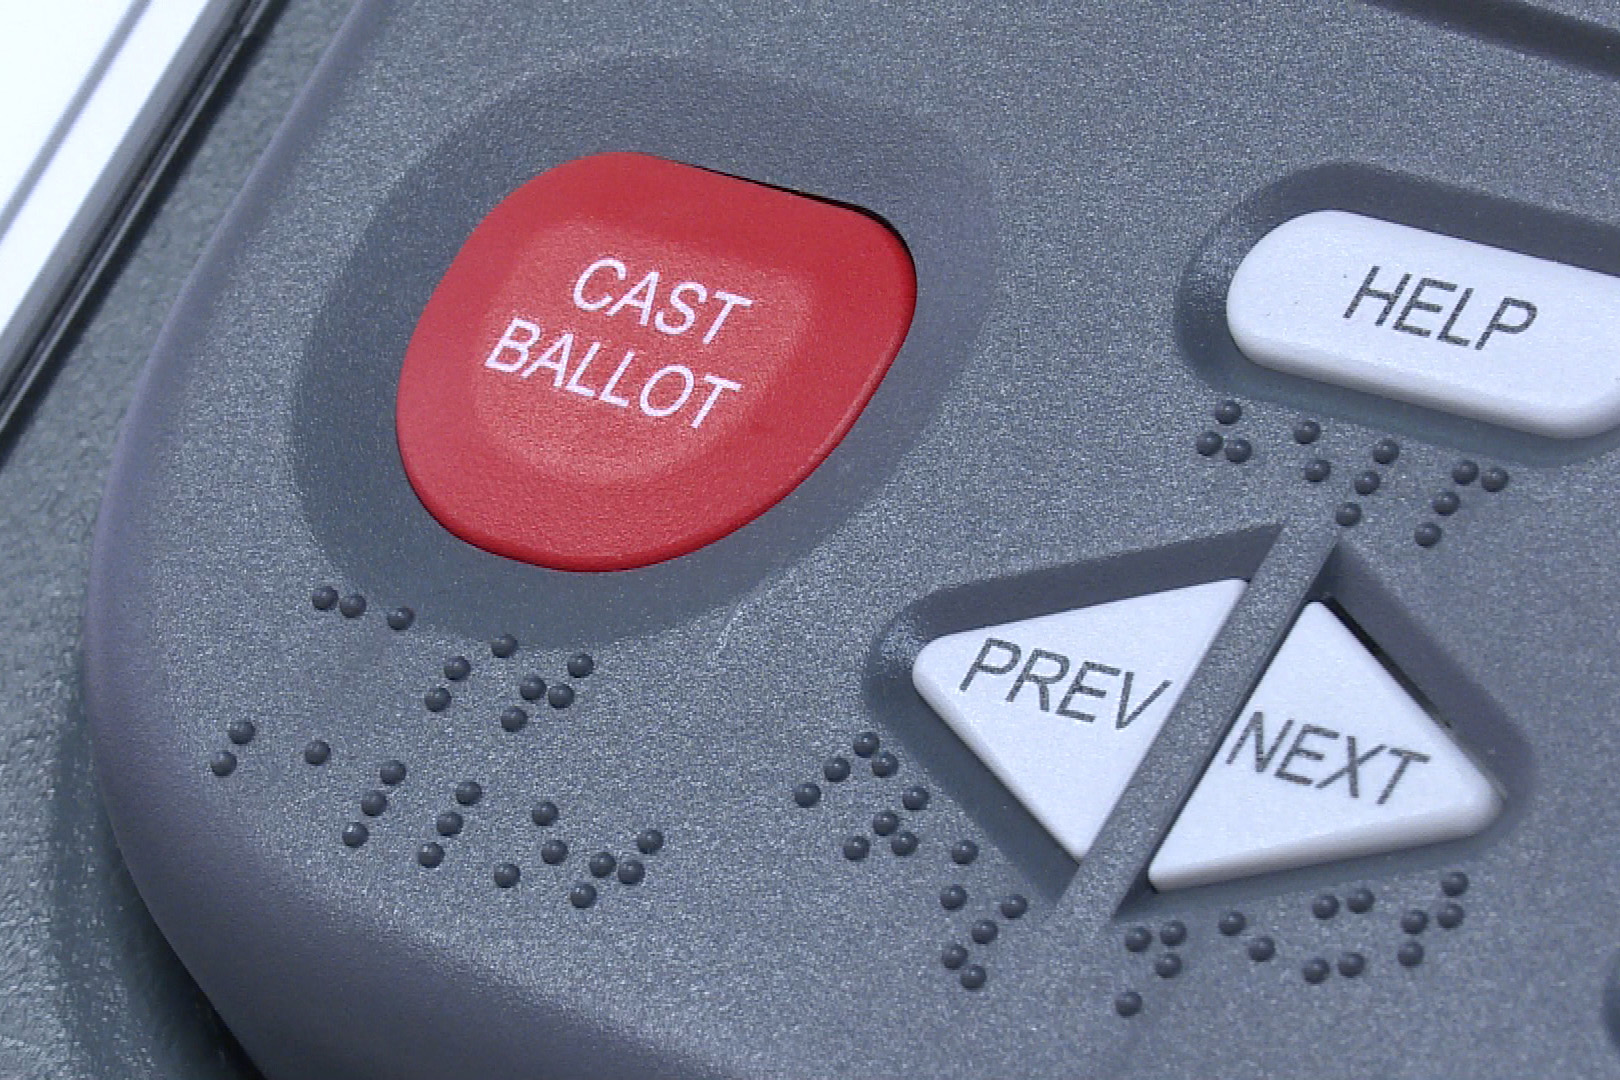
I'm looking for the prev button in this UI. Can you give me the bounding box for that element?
[1227,210,1620,437]
[912,580,1245,861]
[396,152,915,571]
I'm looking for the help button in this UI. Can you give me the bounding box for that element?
[396,152,915,571]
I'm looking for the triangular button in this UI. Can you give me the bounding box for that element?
[913,580,1245,860]
[1149,602,1502,891]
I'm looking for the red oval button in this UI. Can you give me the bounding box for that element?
[396,152,916,571]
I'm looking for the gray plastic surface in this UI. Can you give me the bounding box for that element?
[0,4,349,1078]
[68,1,1620,1078]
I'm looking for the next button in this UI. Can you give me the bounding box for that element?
[1227,210,1620,438]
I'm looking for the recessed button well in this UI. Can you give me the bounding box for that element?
[912,580,1245,861]
[1148,603,1501,891]
[1228,210,1620,437]
[396,152,915,571]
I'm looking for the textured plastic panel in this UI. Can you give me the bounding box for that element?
[70,1,1620,1078]
[0,4,350,1079]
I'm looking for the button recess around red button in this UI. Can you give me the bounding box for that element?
[396,152,916,571]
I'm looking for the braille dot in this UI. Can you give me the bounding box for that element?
[338,594,366,618]
[1347,887,1375,914]
[1195,431,1224,457]
[1402,909,1429,934]
[1373,438,1400,465]
[1160,920,1187,947]
[227,720,255,746]
[1312,893,1340,919]
[1215,400,1242,425]
[566,652,594,678]
[570,883,597,908]
[793,782,821,808]
[1415,523,1442,548]
[1398,941,1425,967]
[1155,953,1182,979]
[1303,957,1330,984]
[823,756,851,782]
[443,655,471,681]
[311,586,338,610]
[519,675,546,701]
[617,858,645,885]
[959,965,987,990]
[417,843,444,868]
[209,751,236,777]
[360,791,387,817]
[1437,902,1465,929]
[1218,911,1246,937]
[852,731,880,757]
[636,829,664,855]
[1433,491,1460,516]
[424,687,450,712]
[871,750,899,777]
[872,811,899,836]
[588,852,616,878]
[1224,438,1253,464]
[1124,926,1153,953]
[435,811,463,837]
[1248,936,1276,963]
[1000,894,1029,920]
[341,823,368,848]
[890,830,919,856]
[902,785,930,811]
[1338,952,1366,977]
[1335,502,1362,527]
[1453,460,1479,485]
[455,781,482,806]
[379,760,406,785]
[1114,991,1143,1018]
[490,634,517,658]
[386,607,414,631]
[500,706,528,733]
[541,839,568,864]
[1441,871,1469,897]
[1303,458,1331,483]
[547,683,575,709]
[951,840,979,865]
[941,886,968,911]
[1481,466,1509,492]
[1294,419,1321,445]
[1354,470,1381,495]
[494,863,520,888]
[843,836,870,861]
[942,944,968,970]
[531,800,559,826]
[304,740,330,766]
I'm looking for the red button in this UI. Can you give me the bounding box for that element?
[396,152,916,571]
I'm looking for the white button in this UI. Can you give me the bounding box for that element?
[1148,603,1501,891]
[1227,210,1620,438]
[912,580,1245,861]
